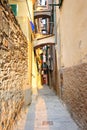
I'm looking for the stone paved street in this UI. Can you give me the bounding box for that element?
[13,85,80,130]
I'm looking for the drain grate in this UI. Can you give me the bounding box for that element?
[42,121,53,126]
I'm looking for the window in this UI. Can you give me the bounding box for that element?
[10,4,18,16]
[41,0,47,6]
[38,0,47,6]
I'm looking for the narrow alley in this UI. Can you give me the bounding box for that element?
[13,85,80,130]
[0,0,87,130]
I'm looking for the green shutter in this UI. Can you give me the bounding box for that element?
[10,4,17,16]
[59,0,63,7]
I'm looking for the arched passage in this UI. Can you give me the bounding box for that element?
[33,34,55,86]
[33,34,55,48]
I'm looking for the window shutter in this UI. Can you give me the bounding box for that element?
[10,4,17,16]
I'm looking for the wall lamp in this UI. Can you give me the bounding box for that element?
[49,0,63,8]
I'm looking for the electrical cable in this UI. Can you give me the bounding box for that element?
[26,0,32,21]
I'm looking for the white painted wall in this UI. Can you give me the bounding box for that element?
[56,0,87,67]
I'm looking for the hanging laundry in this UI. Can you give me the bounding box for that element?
[30,21,35,31]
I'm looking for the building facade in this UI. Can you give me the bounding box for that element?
[0,0,37,129]
[56,0,87,129]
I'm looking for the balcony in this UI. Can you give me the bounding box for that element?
[34,0,52,18]
[34,10,51,18]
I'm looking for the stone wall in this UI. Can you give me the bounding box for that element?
[62,63,87,130]
[0,4,28,130]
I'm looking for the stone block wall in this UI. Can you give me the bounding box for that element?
[62,63,87,130]
[0,4,28,130]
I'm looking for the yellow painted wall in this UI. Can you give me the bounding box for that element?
[56,0,87,67]
[32,49,38,95]
[9,0,33,40]
[17,16,32,42]
[9,0,33,19]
